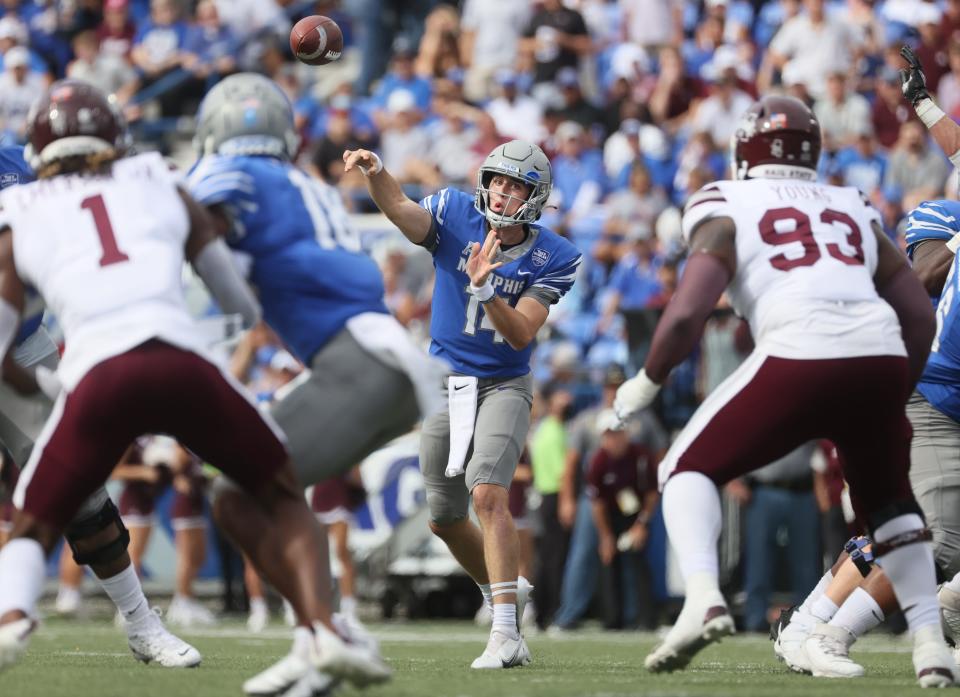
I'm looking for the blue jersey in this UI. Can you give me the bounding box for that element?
[0,146,42,345]
[921,250,960,422]
[419,188,581,378]
[904,199,960,422]
[186,154,388,363]
[904,199,960,266]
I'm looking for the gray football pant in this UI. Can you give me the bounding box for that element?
[419,373,533,525]
[907,390,960,579]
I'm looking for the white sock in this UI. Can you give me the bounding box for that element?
[249,597,267,615]
[663,472,721,580]
[830,587,884,638]
[340,595,357,619]
[874,514,940,633]
[0,538,46,618]
[492,603,518,637]
[810,595,839,623]
[100,563,152,625]
[944,572,960,595]
[478,583,493,610]
[797,570,834,617]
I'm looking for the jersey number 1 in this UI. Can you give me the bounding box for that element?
[80,194,129,267]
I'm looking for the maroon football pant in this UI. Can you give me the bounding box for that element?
[666,353,915,528]
[17,340,287,530]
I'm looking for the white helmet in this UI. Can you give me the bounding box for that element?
[474,140,552,229]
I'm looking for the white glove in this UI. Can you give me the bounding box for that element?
[614,369,660,421]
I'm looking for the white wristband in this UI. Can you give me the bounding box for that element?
[469,279,495,303]
[946,231,960,254]
[916,98,947,130]
[358,152,383,177]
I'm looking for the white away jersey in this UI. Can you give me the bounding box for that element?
[682,178,904,360]
[1,152,204,390]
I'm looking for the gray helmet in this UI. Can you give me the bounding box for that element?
[474,140,552,229]
[194,73,299,159]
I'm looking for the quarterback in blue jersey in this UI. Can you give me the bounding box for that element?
[345,140,582,669]
[0,149,201,666]
[187,73,445,694]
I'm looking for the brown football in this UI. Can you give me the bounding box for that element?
[290,15,343,66]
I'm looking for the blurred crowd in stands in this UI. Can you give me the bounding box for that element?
[0,0,952,631]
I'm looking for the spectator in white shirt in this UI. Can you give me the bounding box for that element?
[484,69,547,144]
[762,0,855,99]
[691,52,753,150]
[460,0,533,102]
[814,69,871,151]
[0,47,44,140]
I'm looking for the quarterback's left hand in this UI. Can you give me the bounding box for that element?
[614,370,661,421]
[900,45,930,106]
[467,230,505,287]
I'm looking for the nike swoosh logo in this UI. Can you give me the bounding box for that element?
[501,643,522,667]
[454,384,467,391]
[178,648,191,656]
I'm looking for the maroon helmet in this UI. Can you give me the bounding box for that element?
[730,95,821,181]
[24,79,131,173]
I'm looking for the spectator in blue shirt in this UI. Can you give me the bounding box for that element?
[181,0,236,86]
[130,0,191,117]
[831,122,888,196]
[370,36,432,130]
[552,120,607,220]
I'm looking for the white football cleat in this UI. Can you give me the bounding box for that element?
[244,650,314,696]
[771,607,813,674]
[167,596,217,628]
[279,668,338,697]
[939,586,960,645]
[55,586,82,617]
[804,624,864,678]
[126,608,202,668]
[470,630,531,669]
[312,621,392,687]
[913,625,956,688]
[516,576,534,633]
[0,618,36,671]
[248,606,269,634]
[474,603,492,627]
[644,595,735,672]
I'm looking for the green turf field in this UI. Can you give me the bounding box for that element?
[0,617,937,697]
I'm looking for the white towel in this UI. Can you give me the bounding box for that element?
[445,375,478,478]
[345,312,450,419]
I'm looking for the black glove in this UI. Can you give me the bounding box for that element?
[900,45,930,106]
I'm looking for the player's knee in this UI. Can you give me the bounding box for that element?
[64,498,130,566]
[471,483,508,521]
[866,500,931,558]
[428,516,466,538]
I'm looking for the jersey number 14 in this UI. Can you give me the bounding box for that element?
[463,287,504,344]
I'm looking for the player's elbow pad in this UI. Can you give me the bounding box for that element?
[193,238,262,329]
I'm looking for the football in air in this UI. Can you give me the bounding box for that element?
[290,15,343,66]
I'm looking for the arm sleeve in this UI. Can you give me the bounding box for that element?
[905,200,960,260]
[417,187,455,255]
[192,238,261,329]
[522,247,583,306]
